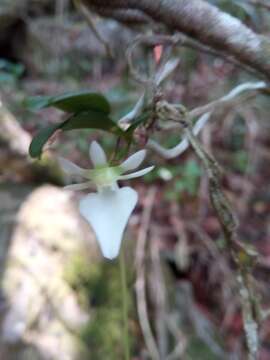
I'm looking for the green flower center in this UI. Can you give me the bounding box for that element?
[90,166,121,187]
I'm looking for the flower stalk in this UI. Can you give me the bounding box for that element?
[120,248,130,360]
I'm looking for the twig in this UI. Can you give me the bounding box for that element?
[135,187,160,360]
[147,81,266,159]
[178,33,262,78]
[84,0,270,80]
[87,5,152,25]
[183,114,259,360]
[73,0,114,58]
[149,228,168,358]
[186,222,233,284]
[126,34,179,85]
[170,202,190,271]
[55,0,69,20]
[120,249,130,360]
[165,315,187,360]
[154,100,261,359]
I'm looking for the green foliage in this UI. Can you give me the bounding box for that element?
[186,337,221,360]
[145,159,202,200]
[81,308,123,359]
[64,253,98,307]
[27,89,151,159]
[28,110,121,159]
[28,91,127,158]
[24,95,52,111]
[179,48,199,79]
[166,160,201,200]
[233,150,249,173]
[223,116,249,173]
[25,91,111,114]
[29,123,60,159]
[62,110,120,133]
[229,115,246,149]
[0,59,24,85]
[65,253,134,359]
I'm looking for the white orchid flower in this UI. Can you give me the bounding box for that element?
[58,141,154,260]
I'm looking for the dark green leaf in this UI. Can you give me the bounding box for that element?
[29,123,60,158]
[51,91,111,114]
[24,95,53,111]
[0,59,24,77]
[25,91,111,114]
[62,110,124,136]
[29,110,126,158]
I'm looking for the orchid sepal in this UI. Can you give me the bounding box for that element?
[118,166,154,180]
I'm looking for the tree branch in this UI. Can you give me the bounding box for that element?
[83,0,270,80]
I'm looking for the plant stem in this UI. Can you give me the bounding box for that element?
[120,248,130,360]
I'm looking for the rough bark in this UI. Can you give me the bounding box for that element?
[0,103,63,184]
[83,0,270,80]
[0,185,99,360]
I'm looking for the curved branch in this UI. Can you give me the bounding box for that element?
[83,0,270,80]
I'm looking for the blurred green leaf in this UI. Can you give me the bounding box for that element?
[186,337,221,360]
[24,95,53,110]
[0,59,24,76]
[25,91,111,114]
[233,150,248,173]
[29,123,60,159]
[62,110,119,132]
[49,91,111,114]
[184,159,201,178]
[29,110,125,158]
[0,58,24,85]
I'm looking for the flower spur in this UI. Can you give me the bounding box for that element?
[58,141,154,259]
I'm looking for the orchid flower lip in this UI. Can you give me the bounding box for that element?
[79,186,138,259]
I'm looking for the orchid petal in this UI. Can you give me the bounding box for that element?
[155,58,180,85]
[119,93,145,124]
[79,187,137,259]
[120,150,146,173]
[58,157,89,177]
[89,141,107,167]
[64,182,93,191]
[118,166,154,180]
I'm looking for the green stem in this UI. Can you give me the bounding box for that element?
[120,248,130,360]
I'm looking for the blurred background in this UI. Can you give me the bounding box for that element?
[0,0,270,359]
